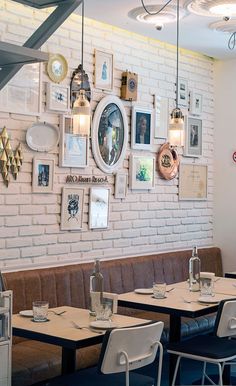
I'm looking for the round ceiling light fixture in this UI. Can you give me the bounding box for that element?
[209,18,236,32]
[185,0,236,17]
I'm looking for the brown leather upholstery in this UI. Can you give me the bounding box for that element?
[4,247,222,386]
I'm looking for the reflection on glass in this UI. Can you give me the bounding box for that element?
[98,103,124,166]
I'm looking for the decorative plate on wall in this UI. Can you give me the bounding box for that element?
[157,142,179,180]
[26,122,59,152]
[46,54,68,83]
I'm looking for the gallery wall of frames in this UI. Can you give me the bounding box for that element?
[0,4,214,270]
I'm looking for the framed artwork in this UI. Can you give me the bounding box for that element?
[114,173,127,199]
[32,158,54,193]
[189,91,203,116]
[91,95,128,174]
[179,163,208,200]
[59,115,89,168]
[46,54,68,83]
[46,83,70,112]
[94,49,113,91]
[129,155,155,190]
[154,95,169,139]
[0,63,41,116]
[131,106,153,150]
[184,116,202,158]
[89,187,110,229]
[178,78,188,108]
[61,187,84,231]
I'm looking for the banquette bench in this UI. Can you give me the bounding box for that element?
[3,246,223,386]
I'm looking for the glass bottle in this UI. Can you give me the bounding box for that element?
[89,259,103,316]
[189,246,201,292]
[0,271,6,291]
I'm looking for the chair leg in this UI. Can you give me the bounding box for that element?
[171,356,181,386]
[156,342,163,386]
[217,363,223,386]
[201,361,207,385]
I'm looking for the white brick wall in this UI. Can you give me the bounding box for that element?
[0,3,214,270]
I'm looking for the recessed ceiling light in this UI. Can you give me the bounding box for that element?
[186,0,236,17]
[209,3,236,15]
[128,5,186,27]
[209,18,236,32]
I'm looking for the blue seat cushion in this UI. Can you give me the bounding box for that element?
[168,335,236,360]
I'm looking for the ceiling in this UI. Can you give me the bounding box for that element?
[83,0,236,60]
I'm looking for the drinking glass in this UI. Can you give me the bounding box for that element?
[95,299,113,321]
[153,282,166,299]
[32,301,49,322]
[200,272,215,297]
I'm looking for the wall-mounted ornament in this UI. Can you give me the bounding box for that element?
[121,71,138,101]
[157,142,179,180]
[0,127,23,187]
[46,54,68,83]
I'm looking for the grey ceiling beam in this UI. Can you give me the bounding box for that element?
[0,0,82,90]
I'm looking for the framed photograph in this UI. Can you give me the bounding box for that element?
[91,95,128,174]
[179,163,208,200]
[61,187,84,231]
[59,115,89,168]
[46,83,70,112]
[154,95,169,139]
[189,91,203,116]
[129,155,155,190]
[32,158,54,193]
[184,116,202,158]
[89,187,110,229]
[178,78,188,108]
[114,173,127,199]
[131,106,153,150]
[94,49,113,91]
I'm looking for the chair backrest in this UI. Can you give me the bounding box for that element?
[98,321,164,374]
[214,298,236,338]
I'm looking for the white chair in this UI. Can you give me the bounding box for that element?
[168,298,236,386]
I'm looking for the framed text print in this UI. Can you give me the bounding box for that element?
[179,163,208,200]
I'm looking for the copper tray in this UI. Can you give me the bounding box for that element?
[157,143,179,180]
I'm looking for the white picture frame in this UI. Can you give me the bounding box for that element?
[179,163,208,201]
[129,155,155,190]
[46,83,70,112]
[94,49,113,91]
[131,105,153,150]
[89,187,110,229]
[114,173,127,199]
[32,158,54,193]
[154,95,169,139]
[59,115,89,168]
[189,91,203,116]
[184,116,202,158]
[61,187,84,231]
[178,78,188,108]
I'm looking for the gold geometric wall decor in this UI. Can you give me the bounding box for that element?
[0,127,23,187]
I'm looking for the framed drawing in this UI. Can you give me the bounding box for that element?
[89,187,110,229]
[131,106,153,150]
[61,187,84,231]
[46,54,68,83]
[129,155,155,190]
[189,91,203,116]
[154,95,169,139]
[91,95,128,174]
[178,78,188,108]
[114,173,127,199]
[184,116,202,158]
[46,83,70,112]
[179,163,208,200]
[0,63,41,116]
[59,115,89,168]
[32,158,54,193]
[94,49,113,91]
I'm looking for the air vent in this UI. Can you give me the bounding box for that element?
[128,4,186,26]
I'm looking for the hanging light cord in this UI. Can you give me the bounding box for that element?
[141,0,173,15]
[228,32,236,50]
[81,0,84,87]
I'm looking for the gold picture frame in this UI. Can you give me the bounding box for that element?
[47,54,68,83]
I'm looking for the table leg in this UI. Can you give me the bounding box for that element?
[169,315,181,386]
[61,347,76,375]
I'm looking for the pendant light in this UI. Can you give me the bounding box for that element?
[168,0,184,147]
[72,0,90,136]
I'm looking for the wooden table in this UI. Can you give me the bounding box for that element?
[172,277,236,296]
[12,306,150,375]
[118,285,235,385]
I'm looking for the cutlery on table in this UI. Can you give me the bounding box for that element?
[70,320,103,334]
[49,310,66,316]
[166,287,175,292]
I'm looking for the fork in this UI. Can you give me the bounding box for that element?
[49,310,66,316]
[70,320,103,334]
[181,297,211,306]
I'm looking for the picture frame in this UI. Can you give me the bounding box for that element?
[154,95,169,139]
[184,116,202,158]
[89,187,110,229]
[59,115,89,168]
[91,95,128,174]
[178,78,188,108]
[179,163,208,201]
[131,105,153,150]
[129,155,155,190]
[114,173,127,199]
[46,83,70,112]
[94,49,113,91]
[61,187,84,231]
[32,158,54,193]
[189,91,203,116]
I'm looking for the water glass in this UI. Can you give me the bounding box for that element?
[200,272,215,297]
[153,282,166,299]
[32,301,49,322]
[95,299,113,321]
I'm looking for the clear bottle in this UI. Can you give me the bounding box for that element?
[89,259,103,316]
[189,246,201,292]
